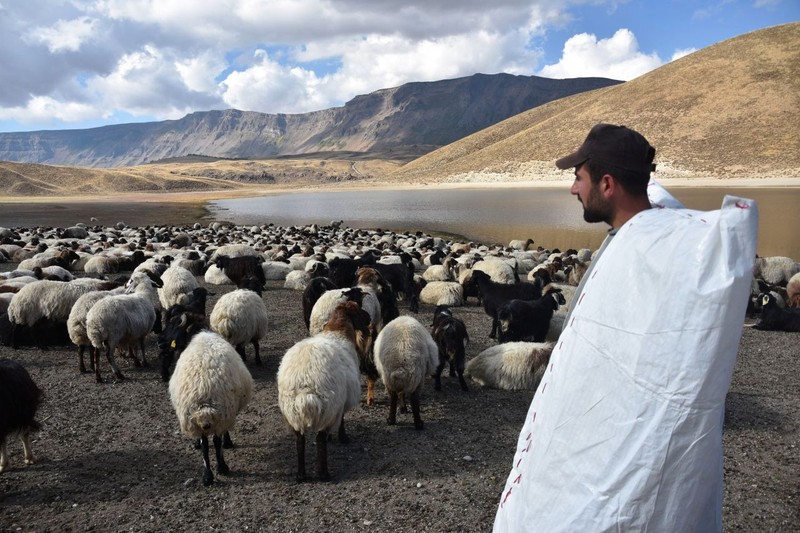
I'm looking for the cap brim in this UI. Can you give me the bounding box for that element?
[555,150,587,170]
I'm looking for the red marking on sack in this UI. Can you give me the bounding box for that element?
[541,383,547,394]
[532,411,537,422]
[578,293,586,306]
[735,201,750,209]
[516,458,523,468]
[502,487,513,506]
[514,474,522,485]
[700,219,707,223]
[526,432,532,441]
[523,440,531,453]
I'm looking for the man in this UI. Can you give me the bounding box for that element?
[493,124,758,532]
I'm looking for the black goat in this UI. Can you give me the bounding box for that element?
[753,293,800,332]
[497,287,566,343]
[214,255,266,289]
[372,254,419,312]
[467,270,543,338]
[302,277,339,331]
[0,358,42,473]
[430,305,469,391]
[328,250,379,288]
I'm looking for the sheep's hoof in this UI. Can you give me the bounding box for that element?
[414,421,425,431]
[296,473,307,483]
[202,468,214,486]
[24,458,34,466]
[387,417,396,426]
[217,462,230,476]
[318,471,331,482]
[399,405,408,414]
[222,435,234,449]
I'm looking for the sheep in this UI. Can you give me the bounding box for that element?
[373,315,439,429]
[67,285,127,373]
[209,288,269,365]
[753,256,800,286]
[467,270,543,338]
[328,250,379,288]
[157,307,209,382]
[497,287,567,343]
[465,342,555,391]
[419,281,464,307]
[0,358,42,474]
[204,264,232,285]
[6,277,121,349]
[33,265,74,281]
[508,238,535,251]
[284,270,311,291]
[753,293,800,332]
[353,266,393,331]
[158,265,199,312]
[277,301,372,481]
[430,305,469,391]
[169,331,253,486]
[83,255,120,275]
[262,260,293,280]
[787,272,800,308]
[371,255,420,312]
[86,271,163,383]
[473,258,519,283]
[18,249,79,271]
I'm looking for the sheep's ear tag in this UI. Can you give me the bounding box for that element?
[761,295,769,306]
[170,340,177,349]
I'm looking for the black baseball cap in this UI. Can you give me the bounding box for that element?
[555,123,656,173]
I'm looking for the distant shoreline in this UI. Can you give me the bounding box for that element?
[0,176,797,206]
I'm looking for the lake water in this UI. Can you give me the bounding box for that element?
[209,185,800,259]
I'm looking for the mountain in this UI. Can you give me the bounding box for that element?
[390,22,800,182]
[0,74,621,168]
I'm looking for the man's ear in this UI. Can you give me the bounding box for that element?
[599,173,616,198]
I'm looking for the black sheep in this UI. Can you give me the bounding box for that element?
[467,270,543,338]
[497,287,566,343]
[214,255,266,289]
[0,358,42,473]
[328,250,379,289]
[302,277,339,331]
[430,305,470,391]
[753,293,800,332]
[372,253,420,312]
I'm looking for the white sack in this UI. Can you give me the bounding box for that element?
[494,194,758,532]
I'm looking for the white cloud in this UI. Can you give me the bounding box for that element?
[28,16,99,53]
[0,96,101,124]
[670,48,697,62]
[537,29,663,81]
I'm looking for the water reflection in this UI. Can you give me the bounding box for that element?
[210,186,799,258]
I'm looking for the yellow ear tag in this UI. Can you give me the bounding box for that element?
[170,340,177,348]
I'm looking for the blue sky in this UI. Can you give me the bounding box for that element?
[0,0,796,133]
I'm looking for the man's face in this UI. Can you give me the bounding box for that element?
[570,164,612,224]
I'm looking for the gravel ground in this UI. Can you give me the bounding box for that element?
[0,268,798,532]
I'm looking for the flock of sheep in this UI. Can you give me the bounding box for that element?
[0,220,798,484]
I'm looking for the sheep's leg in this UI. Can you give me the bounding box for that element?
[213,434,229,476]
[93,346,103,383]
[21,431,34,465]
[295,431,307,482]
[387,391,398,425]
[490,316,498,338]
[399,392,408,414]
[251,339,262,365]
[366,377,376,406]
[448,359,456,377]
[337,415,349,444]
[315,430,330,481]
[222,431,234,449]
[125,345,142,367]
[457,368,468,391]
[9,323,19,349]
[200,435,214,486]
[78,345,88,373]
[160,351,174,382]
[0,438,8,473]
[236,345,247,362]
[410,390,424,430]
[433,358,446,391]
[105,345,126,381]
[138,337,149,368]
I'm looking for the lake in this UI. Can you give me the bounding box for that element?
[209,185,800,259]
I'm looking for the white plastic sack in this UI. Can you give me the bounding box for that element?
[494,192,758,532]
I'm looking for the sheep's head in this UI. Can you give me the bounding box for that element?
[158,310,206,382]
[190,406,220,436]
[355,266,381,290]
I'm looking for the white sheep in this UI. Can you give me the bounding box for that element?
[465,341,554,391]
[158,265,199,311]
[373,315,439,429]
[283,270,310,291]
[277,301,371,481]
[6,278,118,348]
[753,256,800,286]
[419,281,464,307]
[67,286,126,373]
[787,272,800,308]
[169,331,253,486]
[473,258,517,283]
[210,288,269,365]
[86,272,161,383]
[204,264,233,285]
[262,260,292,280]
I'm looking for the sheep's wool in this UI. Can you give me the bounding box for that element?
[494,188,758,532]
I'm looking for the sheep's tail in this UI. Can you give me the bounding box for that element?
[213,315,236,338]
[284,392,325,433]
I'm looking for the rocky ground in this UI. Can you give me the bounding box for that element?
[0,265,798,532]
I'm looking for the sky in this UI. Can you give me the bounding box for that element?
[0,0,797,133]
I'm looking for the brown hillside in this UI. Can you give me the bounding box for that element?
[390,22,800,183]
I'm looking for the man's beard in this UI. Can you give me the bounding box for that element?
[580,186,612,224]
